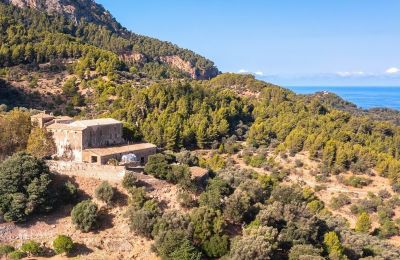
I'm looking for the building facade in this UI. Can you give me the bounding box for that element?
[32,113,156,165]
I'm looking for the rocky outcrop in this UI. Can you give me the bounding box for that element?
[1,0,122,32]
[119,52,148,64]
[159,55,219,80]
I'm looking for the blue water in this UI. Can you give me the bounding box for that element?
[286,86,400,110]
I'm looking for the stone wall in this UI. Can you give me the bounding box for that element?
[47,160,126,182]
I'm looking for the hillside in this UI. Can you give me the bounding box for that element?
[2,1,400,260]
[0,0,219,80]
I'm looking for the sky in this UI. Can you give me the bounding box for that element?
[97,0,400,86]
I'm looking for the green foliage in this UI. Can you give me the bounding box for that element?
[0,109,31,160]
[190,207,225,245]
[230,226,278,260]
[127,187,147,209]
[343,175,373,188]
[0,152,52,222]
[323,232,344,258]
[8,250,26,260]
[288,244,323,260]
[26,127,56,158]
[330,194,351,210]
[127,209,156,238]
[202,234,229,258]
[53,235,74,255]
[94,181,114,205]
[177,191,198,208]
[60,181,79,204]
[20,240,41,256]
[153,230,202,260]
[378,220,399,239]
[355,212,371,233]
[0,244,15,256]
[71,200,98,232]
[122,172,138,190]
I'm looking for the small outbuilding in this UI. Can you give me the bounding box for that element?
[82,143,157,165]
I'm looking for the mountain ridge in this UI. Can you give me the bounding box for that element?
[1,0,219,79]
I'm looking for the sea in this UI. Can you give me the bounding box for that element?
[286,86,400,110]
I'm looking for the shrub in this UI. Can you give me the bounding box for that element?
[128,187,147,210]
[177,191,198,208]
[307,200,324,214]
[95,181,115,205]
[202,234,229,258]
[294,159,304,168]
[153,230,201,260]
[323,231,344,257]
[355,212,371,233]
[122,172,138,189]
[53,235,74,255]
[0,244,15,256]
[288,244,323,260]
[190,207,225,244]
[330,193,351,210]
[20,240,42,256]
[127,209,156,238]
[8,250,26,260]
[344,175,372,188]
[230,226,278,260]
[0,152,53,222]
[379,220,399,239]
[60,181,79,203]
[71,200,98,232]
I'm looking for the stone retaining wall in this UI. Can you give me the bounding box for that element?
[47,160,126,182]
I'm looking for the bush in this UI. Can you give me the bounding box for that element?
[128,187,147,210]
[153,230,201,260]
[71,200,98,232]
[8,250,26,260]
[20,240,42,256]
[95,181,115,205]
[202,234,229,258]
[127,209,156,238]
[177,191,198,208]
[230,226,278,260]
[288,244,323,260]
[330,193,351,210]
[355,212,371,233]
[60,181,79,204]
[323,231,344,257]
[122,172,138,189]
[53,235,74,255]
[379,220,399,238]
[0,244,15,256]
[0,152,53,222]
[344,175,372,188]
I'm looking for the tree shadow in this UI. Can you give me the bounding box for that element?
[95,208,114,232]
[70,243,94,257]
[113,189,128,207]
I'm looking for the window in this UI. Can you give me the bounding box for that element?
[91,156,98,163]
[141,157,145,165]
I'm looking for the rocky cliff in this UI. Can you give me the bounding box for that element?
[1,0,220,80]
[1,0,122,32]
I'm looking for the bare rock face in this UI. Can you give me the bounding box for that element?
[2,0,122,32]
[119,52,148,64]
[159,55,219,80]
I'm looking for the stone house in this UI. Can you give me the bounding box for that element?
[32,113,156,165]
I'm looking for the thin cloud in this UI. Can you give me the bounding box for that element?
[238,69,249,74]
[386,67,400,74]
[255,71,264,76]
[336,71,365,77]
